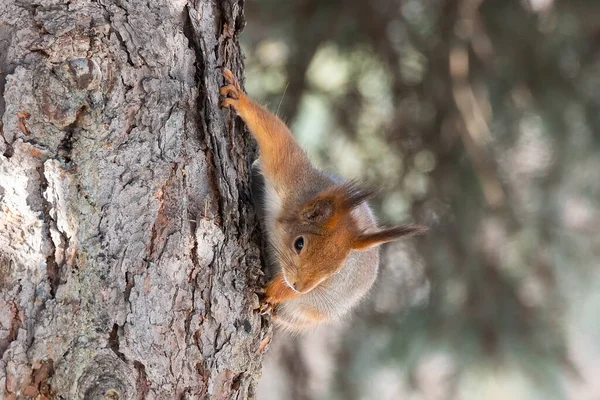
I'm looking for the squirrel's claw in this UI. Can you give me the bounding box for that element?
[220,98,236,109]
[219,84,239,99]
[221,67,234,83]
[219,69,244,111]
[259,301,273,315]
[255,286,266,294]
[258,294,275,315]
[253,287,274,315]
[221,68,240,89]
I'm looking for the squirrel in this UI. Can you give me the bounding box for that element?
[219,68,427,332]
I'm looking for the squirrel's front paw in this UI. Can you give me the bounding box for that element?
[219,68,244,110]
[259,297,274,315]
[253,286,275,315]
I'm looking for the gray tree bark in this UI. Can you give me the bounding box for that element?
[0,0,270,398]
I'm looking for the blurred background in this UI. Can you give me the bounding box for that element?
[241,1,600,399]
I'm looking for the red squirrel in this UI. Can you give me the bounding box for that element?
[219,68,427,332]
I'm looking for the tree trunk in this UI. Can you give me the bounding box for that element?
[0,0,269,398]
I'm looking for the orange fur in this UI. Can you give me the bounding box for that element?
[273,183,376,294]
[219,68,428,330]
[264,273,300,304]
[352,224,429,250]
[220,69,309,195]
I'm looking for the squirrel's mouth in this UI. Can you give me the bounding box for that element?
[282,272,325,294]
[281,272,301,293]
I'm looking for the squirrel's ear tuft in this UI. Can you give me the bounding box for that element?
[334,181,377,211]
[352,224,428,250]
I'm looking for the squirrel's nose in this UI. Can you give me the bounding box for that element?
[290,280,306,293]
[291,281,310,293]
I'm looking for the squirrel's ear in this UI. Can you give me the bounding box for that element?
[352,224,428,250]
[302,181,375,227]
[301,197,335,223]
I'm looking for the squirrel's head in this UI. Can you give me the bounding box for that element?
[274,182,427,294]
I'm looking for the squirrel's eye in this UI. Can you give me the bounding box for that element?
[293,236,305,254]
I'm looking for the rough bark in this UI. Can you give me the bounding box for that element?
[0,0,269,398]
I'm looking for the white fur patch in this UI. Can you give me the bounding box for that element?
[261,171,282,234]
